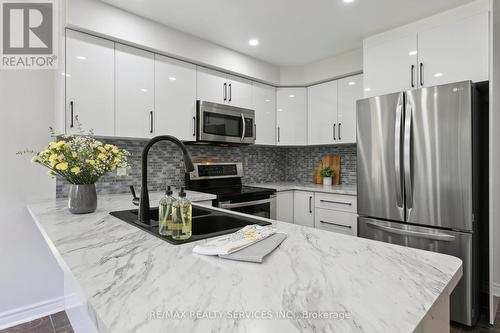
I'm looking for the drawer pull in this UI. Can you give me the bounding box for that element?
[320,220,352,229]
[320,199,352,206]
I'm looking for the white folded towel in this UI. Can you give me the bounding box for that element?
[192,225,276,256]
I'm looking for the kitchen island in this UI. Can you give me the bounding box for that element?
[29,193,462,333]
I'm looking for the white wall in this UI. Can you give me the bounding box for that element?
[0,70,63,325]
[66,0,280,85]
[490,0,500,324]
[280,48,363,86]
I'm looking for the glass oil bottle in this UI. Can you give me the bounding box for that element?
[171,187,192,240]
[158,186,176,236]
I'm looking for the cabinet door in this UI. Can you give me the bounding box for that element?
[363,34,418,97]
[276,88,307,146]
[252,83,276,145]
[418,11,489,87]
[66,30,114,136]
[277,191,294,223]
[337,74,363,144]
[307,81,338,145]
[293,191,314,228]
[227,74,253,109]
[196,67,226,104]
[115,44,155,138]
[155,55,197,141]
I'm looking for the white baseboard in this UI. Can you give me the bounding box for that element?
[0,296,65,330]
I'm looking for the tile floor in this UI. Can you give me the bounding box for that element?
[1,310,499,332]
[0,312,73,333]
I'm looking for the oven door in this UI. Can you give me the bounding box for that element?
[197,101,255,144]
[219,195,276,220]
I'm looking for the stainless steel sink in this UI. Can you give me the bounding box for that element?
[109,206,271,245]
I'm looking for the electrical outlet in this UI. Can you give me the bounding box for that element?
[117,167,127,177]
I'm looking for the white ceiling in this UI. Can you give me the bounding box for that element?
[101,0,474,66]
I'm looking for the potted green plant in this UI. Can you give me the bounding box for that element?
[320,166,336,186]
[20,128,130,214]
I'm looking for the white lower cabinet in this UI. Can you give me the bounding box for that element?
[314,208,357,236]
[293,191,315,228]
[277,191,294,223]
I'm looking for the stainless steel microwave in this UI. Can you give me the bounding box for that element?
[196,101,255,144]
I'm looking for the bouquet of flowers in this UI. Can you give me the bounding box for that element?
[26,134,130,185]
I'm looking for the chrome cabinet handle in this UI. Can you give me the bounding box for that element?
[338,123,342,140]
[192,116,196,137]
[394,96,404,210]
[404,100,413,214]
[254,124,257,140]
[277,127,280,143]
[366,222,455,242]
[333,123,336,140]
[419,62,424,86]
[410,65,415,88]
[240,114,246,142]
[229,83,232,102]
[223,83,227,101]
[70,101,74,128]
[320,221,352,229]
[149,111,154,134]
[320,199,352,206]
[309,196,312,214]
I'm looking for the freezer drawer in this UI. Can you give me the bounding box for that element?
[358,217,476,326]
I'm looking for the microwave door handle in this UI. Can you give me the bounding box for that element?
[366,222,456,242]
[240,114,246,142]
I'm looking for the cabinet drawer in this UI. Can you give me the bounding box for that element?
[314,209,357,236]
[315,193,356,213]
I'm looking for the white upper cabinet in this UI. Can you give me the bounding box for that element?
[252,83,276,145]
[364,7,489,97]
[337,74,363,144]
[196,67,227,105]
[363,34,418,98]
[197,67,253,109]
[308,80,338,145]
[155,55,197,141]
[418,11,489,87]
[66,30,115,136]
[276,88,307,146]
[115,44,155,138]
[226,74,253,109]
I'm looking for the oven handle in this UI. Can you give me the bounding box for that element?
[219,196,275,209]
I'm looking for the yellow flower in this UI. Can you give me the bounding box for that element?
[70,167,81,175]
[112,148,119,154]
[86,159,96,166]
[49,153,58,162]
[104,144,113,150]
[98,153,106,160]
[97,146,106,153]
[55,162,68,171]
[72,152,77,158]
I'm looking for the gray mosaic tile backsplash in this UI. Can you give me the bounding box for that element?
[56,138,356,198]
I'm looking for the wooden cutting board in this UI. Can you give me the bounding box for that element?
[314,155,341,185]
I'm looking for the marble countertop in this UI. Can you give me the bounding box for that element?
[247,182,357,195]
[28,193,461,333]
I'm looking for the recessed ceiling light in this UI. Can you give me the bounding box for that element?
[265,99,271,102]
[248,39,259,47]
[343,0,355,3]
[168,77,176,81]
[408,50,418,56]
[434,72,443,77]
[348,81,356,86]
[364,88,371,92]
[76,56,87,60]
[140,88,148,92]
[289,94,295,98]
[277,108,283,112]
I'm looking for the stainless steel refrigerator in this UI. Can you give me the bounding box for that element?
[357,80,480,326]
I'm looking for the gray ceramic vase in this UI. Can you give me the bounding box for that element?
[68,184,97,214]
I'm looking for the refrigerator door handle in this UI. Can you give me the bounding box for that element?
[394,97,404,210]
[365,222,456,242]
[404,100,413,216]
